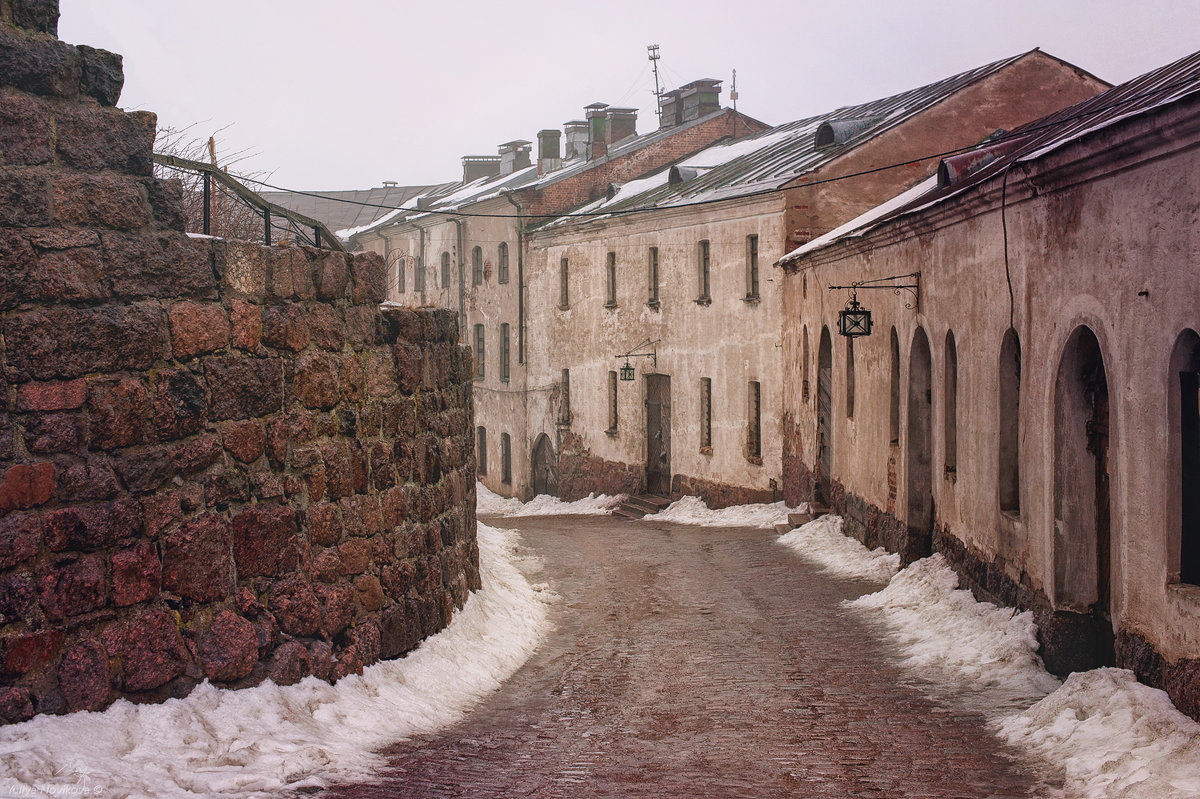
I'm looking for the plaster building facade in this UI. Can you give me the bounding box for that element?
[524,51,1105,506]
[348,86,770,499]
[777,50,1200,718]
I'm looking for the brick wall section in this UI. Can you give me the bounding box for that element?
[517,110,771,220]
[0,5,479,722]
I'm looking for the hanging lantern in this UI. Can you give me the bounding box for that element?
[619,358,636,381]
[838,293,873,338]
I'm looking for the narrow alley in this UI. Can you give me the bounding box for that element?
[328,514,1047,798]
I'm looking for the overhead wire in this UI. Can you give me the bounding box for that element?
[164,74,1200,225]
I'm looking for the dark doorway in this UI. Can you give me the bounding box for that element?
[1177,331,1200,584]
[531,434,557,497]
[906,328,933,559]
[817,328,833,503]
[1053,326,1114,667]
[645,374,672,496]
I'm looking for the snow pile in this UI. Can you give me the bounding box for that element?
[848,553,1060,712]
[778,514,900,583]
[476,482,623,517]
[999,668,1200,798]
[0,523,554,798]
[643,495,804,530]
[778,513,1200,798]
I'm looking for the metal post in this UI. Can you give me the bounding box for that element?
[264,208,271,246]
[314,227,321,247]
[202,172,211,235]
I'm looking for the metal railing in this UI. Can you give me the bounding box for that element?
[152,154,345,252]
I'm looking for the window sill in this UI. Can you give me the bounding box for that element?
[604,302,618,310]
[943,467,957,483]
[646,300,661,311]
[699,445,713,456]
[746,455,764,466]
[695,297,711,307]
[605,428,618,438]
[558,304,570,311]
[742,294,761,304]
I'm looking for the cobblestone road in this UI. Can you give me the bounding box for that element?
[326,515,1050,798]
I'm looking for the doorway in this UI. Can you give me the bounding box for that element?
[645,374,672,496]
[531,434,557,497]
[906,328,933,559]
[816,328,833,504]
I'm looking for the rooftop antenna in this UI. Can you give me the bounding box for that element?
[731,68,739,134]
[648,44,663,120]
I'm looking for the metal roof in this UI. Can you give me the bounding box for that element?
[544,51,1065,227]
[259,183,449,236]
[780,48,1200,265]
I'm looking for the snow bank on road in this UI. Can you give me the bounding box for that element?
[643,495,805,529]
[999,668,1200,799]
[0,523,554,799]
[778,514,900,583]
[476,482,623,517]
[779,513,1200,798]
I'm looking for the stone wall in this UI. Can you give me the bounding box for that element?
[0,3,478,722]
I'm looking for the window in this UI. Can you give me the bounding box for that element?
[498,242,509,284]
[747,380,762,462]
[945,331,958,474]
[605,251,617,307]
[802,326,810,403]
[697,240,711,302]
[476,426,487,476]
[473,324,485,380]
[472,246,483,285]
[395,252,405,293]
[745,235,760,299]
[413,256,424,292]
[846,338,856,418]
[648,247,660,306]
[500,323,510,383]
[441,251,451,289]
[607,370,618,433]
[700,377,712,452]
[999,328,1021,514]
[889,327,901,444]
[559,257,569,309]
[501,433,512,484]
[559,368,571,424]
[1172,330,1200,584]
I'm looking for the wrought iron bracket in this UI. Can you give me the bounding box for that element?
[828,272,921,311]
[616,338,660,380]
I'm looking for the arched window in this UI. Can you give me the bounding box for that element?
[999,328,1022,514]
[498,242,509,284]
[440,251,451,289]
[889,327,900,445]
[559,257,569,309]
[648,247,660,306]
[1171,330,1200,584]
[846,338,855,418]
[605,251,617,307]
[802,326,810,403]
[697,240,711,302]
[501,432,512,484]
[945,330,958,474]
[413,256,424,292]
[471,246,483,285]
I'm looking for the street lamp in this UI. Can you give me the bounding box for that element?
[827,272,920,338]
[838,293,872,338]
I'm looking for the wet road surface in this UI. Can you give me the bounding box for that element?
[325,514,1047,798]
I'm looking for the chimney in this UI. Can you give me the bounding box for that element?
[605,108,638,146]
[537,129,562,175]
[658,88,682,129]
[462,155,502,183]
[679,79,722,122]
[563,120,588,160]
[498,140,532,175]
[586,102,609,160]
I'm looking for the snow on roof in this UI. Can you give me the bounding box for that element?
[778,48,1200,266]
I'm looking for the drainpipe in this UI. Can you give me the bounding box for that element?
[418,226,426,306]
[502,191,525,364]
[454,219,466,339]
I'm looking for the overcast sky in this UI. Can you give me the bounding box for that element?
[58,0,1197,192]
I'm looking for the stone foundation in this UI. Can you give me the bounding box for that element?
[555,432,644,501]
[671,473,775,509]
[0,4,479,722]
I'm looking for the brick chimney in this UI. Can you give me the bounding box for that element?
[537,129,562,175]
[563,120,588,160]
[498,140,532,175]
[586,102,609,160]
[462,155,502,183]
[679,79,722,122]
[605,108,638,146]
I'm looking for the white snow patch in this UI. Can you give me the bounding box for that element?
[999,668,1200,799]
[0,523,553,798]
[778,513,1200,798]
[642,495,803,530]
[476,481,622,517]
[778,514,900,583]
